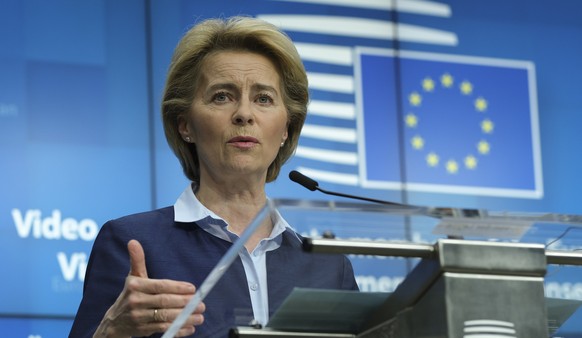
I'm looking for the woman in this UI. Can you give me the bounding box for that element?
[70,16,358,338]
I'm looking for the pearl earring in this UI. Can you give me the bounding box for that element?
[280,141,285,148]
[185,137,191,142]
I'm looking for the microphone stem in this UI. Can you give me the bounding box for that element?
[316,187,405,207]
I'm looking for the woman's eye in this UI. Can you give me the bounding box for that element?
[257,94,273,104]
[213,92,229,102]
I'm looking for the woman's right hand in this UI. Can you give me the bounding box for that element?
[93,240,205,338]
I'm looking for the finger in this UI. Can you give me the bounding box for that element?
[132,292,196,310]
[196,301,206,314]
[128,239,148,278]
[132,310,203,336]
[133,307,204,325]
[154,308,205,326]
[135,322,197,337]
[135,278,196,296]
[175,325,196,337]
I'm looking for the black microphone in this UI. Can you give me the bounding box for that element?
[288,170,319,191]
[288,170,408,207]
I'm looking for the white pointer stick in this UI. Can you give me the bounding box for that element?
[161,200,274,338]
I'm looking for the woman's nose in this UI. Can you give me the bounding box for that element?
[232,100,254,125]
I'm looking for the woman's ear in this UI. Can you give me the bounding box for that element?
[177,115,192,142]
[282,129,288,143]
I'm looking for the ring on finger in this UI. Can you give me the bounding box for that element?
[153,308,162,322]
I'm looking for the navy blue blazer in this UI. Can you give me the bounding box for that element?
[69,206,359,338]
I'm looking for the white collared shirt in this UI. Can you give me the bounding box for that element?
[173,184,297,326]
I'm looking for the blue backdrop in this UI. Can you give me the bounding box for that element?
[1,0,582,336]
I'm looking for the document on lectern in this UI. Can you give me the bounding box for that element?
[266,288,389,333]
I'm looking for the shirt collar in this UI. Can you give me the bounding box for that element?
[173,184,298,244]
[174,183,220,223]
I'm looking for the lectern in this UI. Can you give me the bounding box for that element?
[230,200,582,338]
[360,239,548,337]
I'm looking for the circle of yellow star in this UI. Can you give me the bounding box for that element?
[411,135,424,150]
[460,81,473,95]
[477,140,490,155]
[426,152,439,167]
[422,77,435,92]
[446,160,459,174]
[475,97,488,112]
[441,73,454,88]
[464,155,478,169]
[481,119,494,134]
[409,92,422,106]
[409,72,495,174]
[405,113,418,128]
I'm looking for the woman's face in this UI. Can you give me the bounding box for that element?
[179,51,288,183]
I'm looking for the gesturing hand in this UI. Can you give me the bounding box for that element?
[94,240,205,338]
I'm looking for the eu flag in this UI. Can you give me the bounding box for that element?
[356,49,542,198]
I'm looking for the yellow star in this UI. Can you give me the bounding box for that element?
[426,152,439,167]
[481,119,494,134]
[475,97,488,112]
[460,81,473,95]
[411,135,424,150]
[446,160,459,174]
[477,140,490,155]
[405,113,418,128]
[441,73,454,88]
[465,155,478,169]
[409,91,422,106]
[422,77,435,92]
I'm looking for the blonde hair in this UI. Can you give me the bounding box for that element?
[162,16,308,183]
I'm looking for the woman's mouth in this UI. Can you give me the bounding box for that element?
[228,136,259,149]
